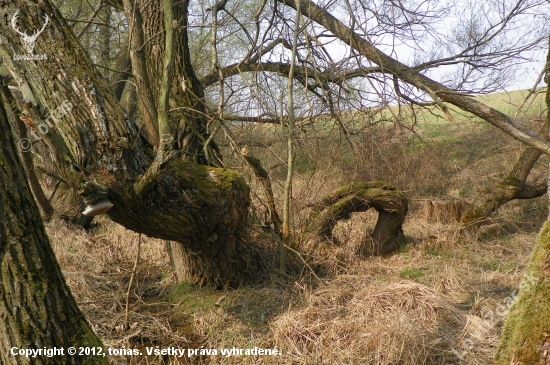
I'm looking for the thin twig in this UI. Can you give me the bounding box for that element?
[124,233,141,329]
[284,244,324,284]
[76,0,105,39]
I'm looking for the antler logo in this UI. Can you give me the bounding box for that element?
[11,11,49,54]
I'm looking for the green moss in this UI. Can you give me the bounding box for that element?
[168,159,248,195]
[355,188,405,202]
[326,196,356,217]
[168,281,193,301]
[168,282,219,314]
[502,175,522,187]
[399,267,425,281]
[207,165,248,192]
[495,218,550,363]
[333,181,394,197]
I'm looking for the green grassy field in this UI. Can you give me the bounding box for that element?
[413,88,546,141]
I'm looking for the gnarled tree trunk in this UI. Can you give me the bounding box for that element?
[494,217,550,364]
[0,87,107,365]
[107,160,259,288]
[0,0,260,287]
[299,181,408,257]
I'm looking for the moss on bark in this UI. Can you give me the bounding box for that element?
[0,89,107,364]
[299,181,408,258]
[494,219,550,364]
[107,159,259,288]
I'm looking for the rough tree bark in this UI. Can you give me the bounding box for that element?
[240,146,282,235]
[125,0,220,163]
[494,217,550,364]
[299,182,408,257]
[494,36,550,364]
[0,89,107,364]
[0,76,54,220]
[1,76,93,229]
[0,0,260,288]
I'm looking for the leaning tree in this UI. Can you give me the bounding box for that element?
[274,0,550,361]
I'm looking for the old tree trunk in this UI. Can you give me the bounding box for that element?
[494,217,550,364]
[0,0,260,288]
[461,117,549,226]
[460,43,550,227]
[0,88,107,363]
[299,182,408,258]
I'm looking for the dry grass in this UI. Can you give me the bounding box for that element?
[272,280,465,364]
[48,217,192,364]
[45,99,548,364]
[47,208,540,364]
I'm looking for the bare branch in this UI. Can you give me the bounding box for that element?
[201,61,380,88]
[278,0,550,155]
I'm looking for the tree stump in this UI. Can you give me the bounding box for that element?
[422,199,470,223]
[299,181,408,257]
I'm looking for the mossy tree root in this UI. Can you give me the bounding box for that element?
[299,181,408,257]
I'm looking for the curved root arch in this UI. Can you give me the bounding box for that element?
[299,181,408,256]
